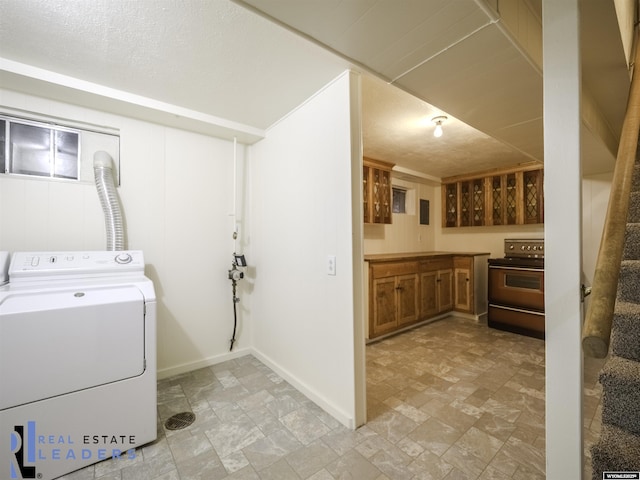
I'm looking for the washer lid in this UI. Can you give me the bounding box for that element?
[0,252,9,285]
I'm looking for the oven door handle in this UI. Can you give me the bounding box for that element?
[488,265,544,272]
[489,304,545,316]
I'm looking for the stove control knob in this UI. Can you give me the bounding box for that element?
[527,245,531,250]
[509,245,514,250]
[521,245,525,250]
[115,253,133,264]
[532,246,537,251]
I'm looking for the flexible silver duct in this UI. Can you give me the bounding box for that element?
[94,151,125,251]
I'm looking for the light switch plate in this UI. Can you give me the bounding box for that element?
[327,255,336,276]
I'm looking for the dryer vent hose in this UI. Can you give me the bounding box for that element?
[94,151,125,251]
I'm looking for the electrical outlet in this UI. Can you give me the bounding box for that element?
[327,255,336,276]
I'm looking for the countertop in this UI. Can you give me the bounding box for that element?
[364,251,491,262]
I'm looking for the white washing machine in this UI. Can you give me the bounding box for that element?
[0,251,156,480]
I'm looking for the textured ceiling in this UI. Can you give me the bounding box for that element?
[0,0,630,180]
[361,75,533,178]
[0,0,348,130]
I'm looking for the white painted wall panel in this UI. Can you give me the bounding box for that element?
[249,72,359,427]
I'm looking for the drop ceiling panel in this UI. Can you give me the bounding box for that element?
[241,0,492,81]
[495,119,544,161]
[394,24,542,159]
[240,0,378,40]
[365,2,492,80]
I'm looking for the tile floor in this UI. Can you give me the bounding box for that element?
[60,316,606,480]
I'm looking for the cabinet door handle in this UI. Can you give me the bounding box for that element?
[395,286,403,291]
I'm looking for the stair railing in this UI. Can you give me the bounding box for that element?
[582,40,640,358]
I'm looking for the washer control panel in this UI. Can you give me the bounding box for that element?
[9,251,145,281]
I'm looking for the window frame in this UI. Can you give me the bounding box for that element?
[1,114,81,181]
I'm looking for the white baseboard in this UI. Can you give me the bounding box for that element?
[156,346,252,380]
[251,348,356,430]
[156,347,356,431]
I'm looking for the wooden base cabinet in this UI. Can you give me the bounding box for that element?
[421,268,453,317]
[366,253,489,340]
[419,271,438,318]
[454,254,489,318]
[370,263,419,337]
[454,256,473,312]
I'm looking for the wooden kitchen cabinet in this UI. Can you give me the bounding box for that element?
[459,179,485,227]
[370,262,419,337]
[442,165,543,228]
[444,183,458,228]
[420,265,453,317]
[438,269,453,311]
[366,253,488,340]
[363,157,394,224]
[420,270,439,317]
[396,274,420,326]
[523,169,544,224]
[453,256,473,312]
[372,277,397,336]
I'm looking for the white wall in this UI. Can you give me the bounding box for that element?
[0,89,249,377]
[364,176,437,255]
[249,71,361,428]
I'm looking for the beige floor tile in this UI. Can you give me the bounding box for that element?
[59,316,606,480]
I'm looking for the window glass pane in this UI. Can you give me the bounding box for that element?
[392,187,406,214]
[10,122,51,177]
[0,120,6,173]
[54,130,79,179]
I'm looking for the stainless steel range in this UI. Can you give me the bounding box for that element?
[488,239,545,339]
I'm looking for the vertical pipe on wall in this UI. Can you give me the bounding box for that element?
[232,136,238,253]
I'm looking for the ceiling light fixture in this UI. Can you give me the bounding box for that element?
[431,116,447,138]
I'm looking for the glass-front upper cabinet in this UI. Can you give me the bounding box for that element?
[363,157,394,224]
[442,165,543,228]
[444,183,458,227]
[523,169,544,224]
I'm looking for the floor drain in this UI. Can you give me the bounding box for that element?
[164,411,196,431]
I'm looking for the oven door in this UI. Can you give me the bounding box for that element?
[488,265,544,311]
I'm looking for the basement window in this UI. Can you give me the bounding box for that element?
[1,115,80,180]
[392,187,407,214]
[1,111,120,184]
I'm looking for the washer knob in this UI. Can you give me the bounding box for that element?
[115,253,133,264]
